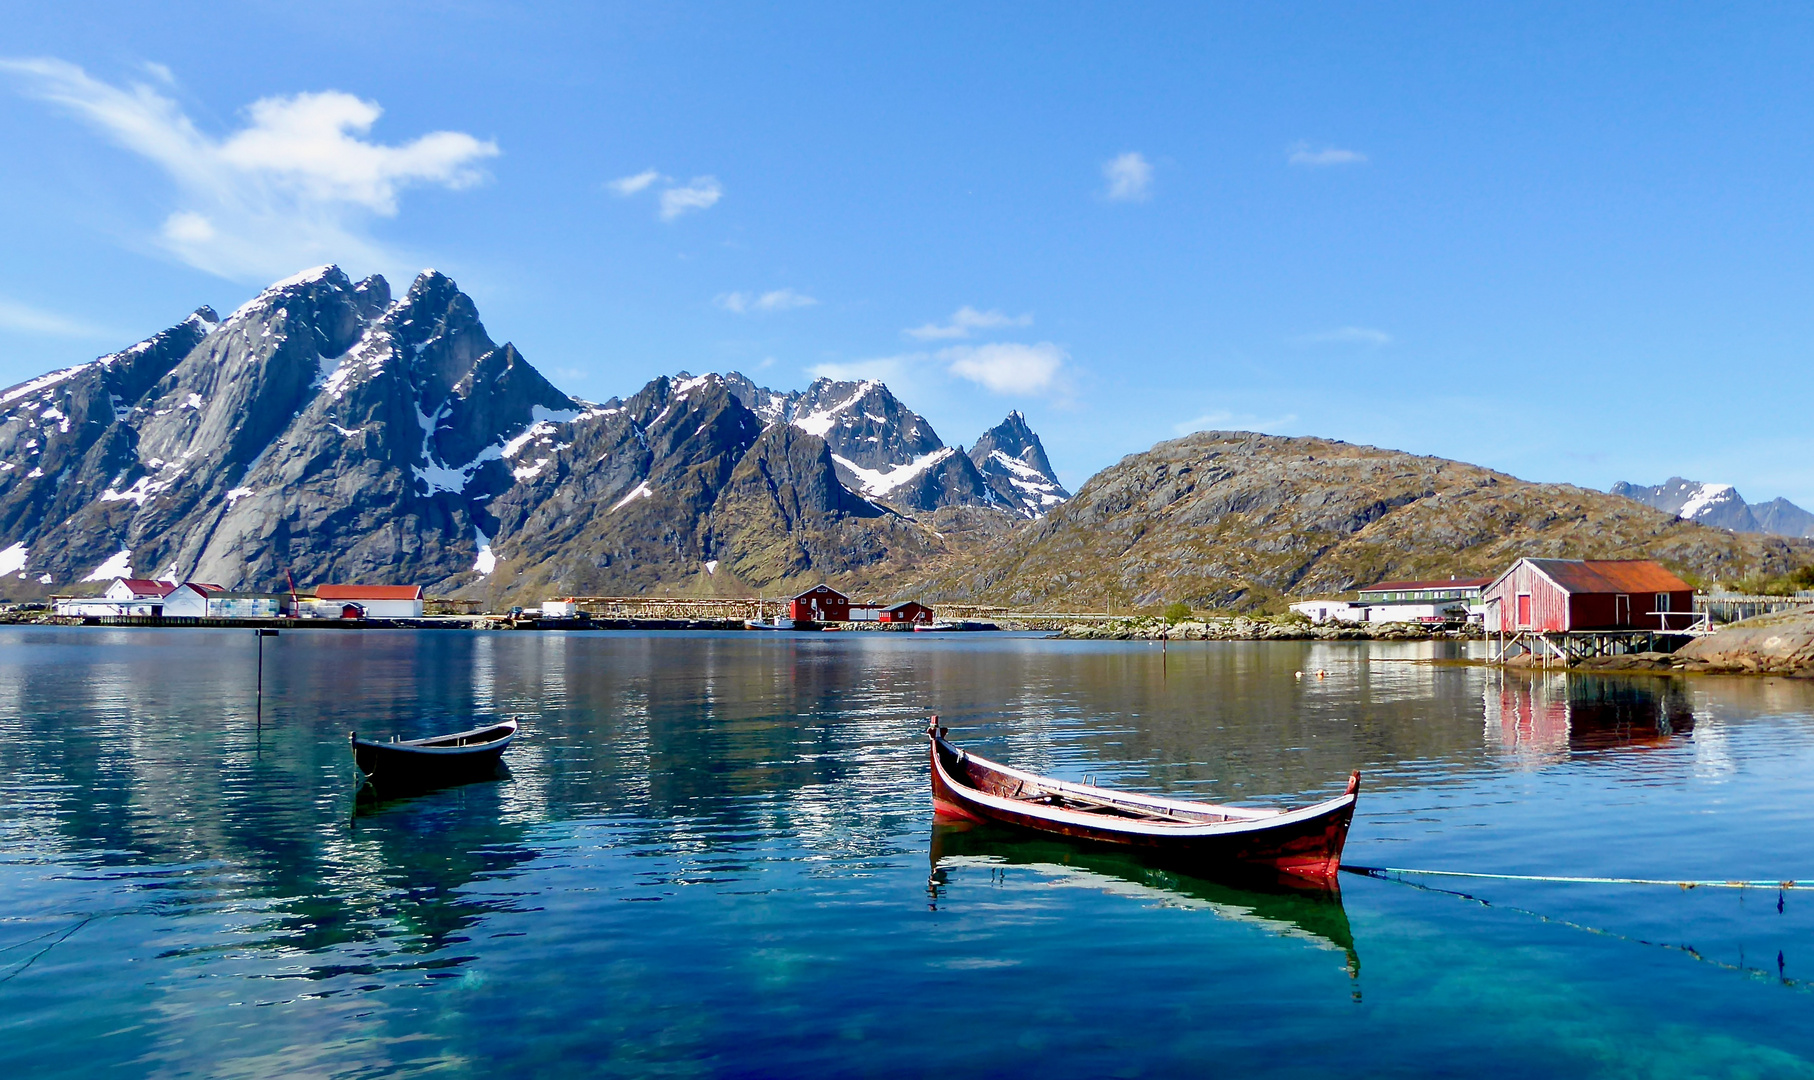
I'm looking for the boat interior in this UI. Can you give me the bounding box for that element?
[938,738,1274,825]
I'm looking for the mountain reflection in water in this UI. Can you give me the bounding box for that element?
[928,821,1359,978]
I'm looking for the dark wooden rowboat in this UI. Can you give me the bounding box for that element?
[928,720,1358,884]
[351,719,517,790]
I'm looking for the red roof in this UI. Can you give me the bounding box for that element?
[118,579,179,598]
[1526,559,1690,594]
[176,582,227,595]
[315,585,424,600]
[1359,578,1492,592]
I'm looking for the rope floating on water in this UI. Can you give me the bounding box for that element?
[1342,864,1814,890]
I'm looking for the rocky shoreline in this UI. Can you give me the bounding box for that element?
[1057,617,1484,642]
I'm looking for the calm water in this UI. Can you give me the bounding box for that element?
[4,627,1814,1077]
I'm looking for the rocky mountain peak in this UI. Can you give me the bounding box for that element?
[968,410,1069,517]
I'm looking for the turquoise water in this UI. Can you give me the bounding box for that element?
[3,627,1813,1077]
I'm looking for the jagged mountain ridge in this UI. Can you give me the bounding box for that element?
[714,372,1069,516]
[922,431,1814,612]
[1612,477,1814,538]
[0,267,1067,598]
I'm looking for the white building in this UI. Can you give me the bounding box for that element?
[312,585,425,619]
[162,583,280,619]
[55,578,177,617]
[1289,599,1367,624]
[1355,577,1491,625]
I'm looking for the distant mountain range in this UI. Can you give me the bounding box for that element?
[1610,478,1814,538]
[0,266,1067,600]
[8,264,1808,612]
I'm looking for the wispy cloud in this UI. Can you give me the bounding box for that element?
[1102,151,1153,201]
[0,297,106,338]
[0,57,499,281]
[904,305,1032,341]
[1173,409,1299,436]
[1288,142,1368,167]
[1292,326,1392,347]
[659,176,722,220]
[945,342,1067,394]
[716,288,817,314]
[605,168,724,221]
[606,168,664,196]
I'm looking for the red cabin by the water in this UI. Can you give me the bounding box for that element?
[1483,558,1694,633]
[878,601,933,624]
[790,584,850,622]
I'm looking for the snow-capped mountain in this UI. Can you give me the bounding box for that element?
[1611,477,1814,537]
[0,267,1069,598]
[715,373,1067,517]
[969,411,1071,516]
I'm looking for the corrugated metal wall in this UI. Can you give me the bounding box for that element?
[1484,561,1571,632]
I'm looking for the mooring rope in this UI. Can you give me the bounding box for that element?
[1342,864,1814,890]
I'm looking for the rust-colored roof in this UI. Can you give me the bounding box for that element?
[1358,578,1492,592]
[315,585,424,600]
[117,578,179,597]
[793,584,848,601]
[1526,559,1691,595]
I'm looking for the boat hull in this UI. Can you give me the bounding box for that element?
[929,727,1357,884]
[352,720,516,792]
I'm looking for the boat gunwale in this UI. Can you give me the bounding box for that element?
[933,733,1356,839]
[352,719,518,755]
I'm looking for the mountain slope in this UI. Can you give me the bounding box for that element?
[923,431,1813,612]
[0,266,580,590]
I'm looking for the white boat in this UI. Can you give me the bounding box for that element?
[745,617,796,630]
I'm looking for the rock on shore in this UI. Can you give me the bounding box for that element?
[1670,610,1814,675]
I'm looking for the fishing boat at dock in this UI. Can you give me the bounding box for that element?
[352,719,517,791]
[927,720,1358,884]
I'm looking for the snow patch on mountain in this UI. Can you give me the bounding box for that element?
[611,481,653,511]
[834,447,955,496]
[0,543,27,577]
[84,548,132,582]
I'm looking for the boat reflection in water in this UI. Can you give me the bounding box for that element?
[928,821,1359,980]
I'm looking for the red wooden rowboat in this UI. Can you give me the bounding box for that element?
[927,720,1359,884]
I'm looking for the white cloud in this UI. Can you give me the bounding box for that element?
[659,176,722,220]
[1173,409,1299,436]
[945,341,1067,394]
[904,305,1033,341]
[0,298,104,338]
[0,57,499,281]
[607,168,664,196]
[1288,142,1368,167]
[1293,326,1392,347]
[716,288,817,314]
[1102,151,1152,201]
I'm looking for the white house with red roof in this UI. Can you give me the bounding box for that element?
[162,582,281,619]
[310,584,425,619]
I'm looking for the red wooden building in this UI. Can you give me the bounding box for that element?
[878,601,934,624]
[1483,559,1694,633]
[790,585,850,622]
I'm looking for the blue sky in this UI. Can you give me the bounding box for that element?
[3,3,1813,503]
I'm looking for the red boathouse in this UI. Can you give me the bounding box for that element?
[878,601,934,624]
[1483,559,1695,633]
[790,585,850,622]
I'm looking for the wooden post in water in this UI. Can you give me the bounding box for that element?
[253,628,279,733]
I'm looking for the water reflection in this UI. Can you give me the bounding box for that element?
[927,821,1359,978]
[1484,671,1696,765]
